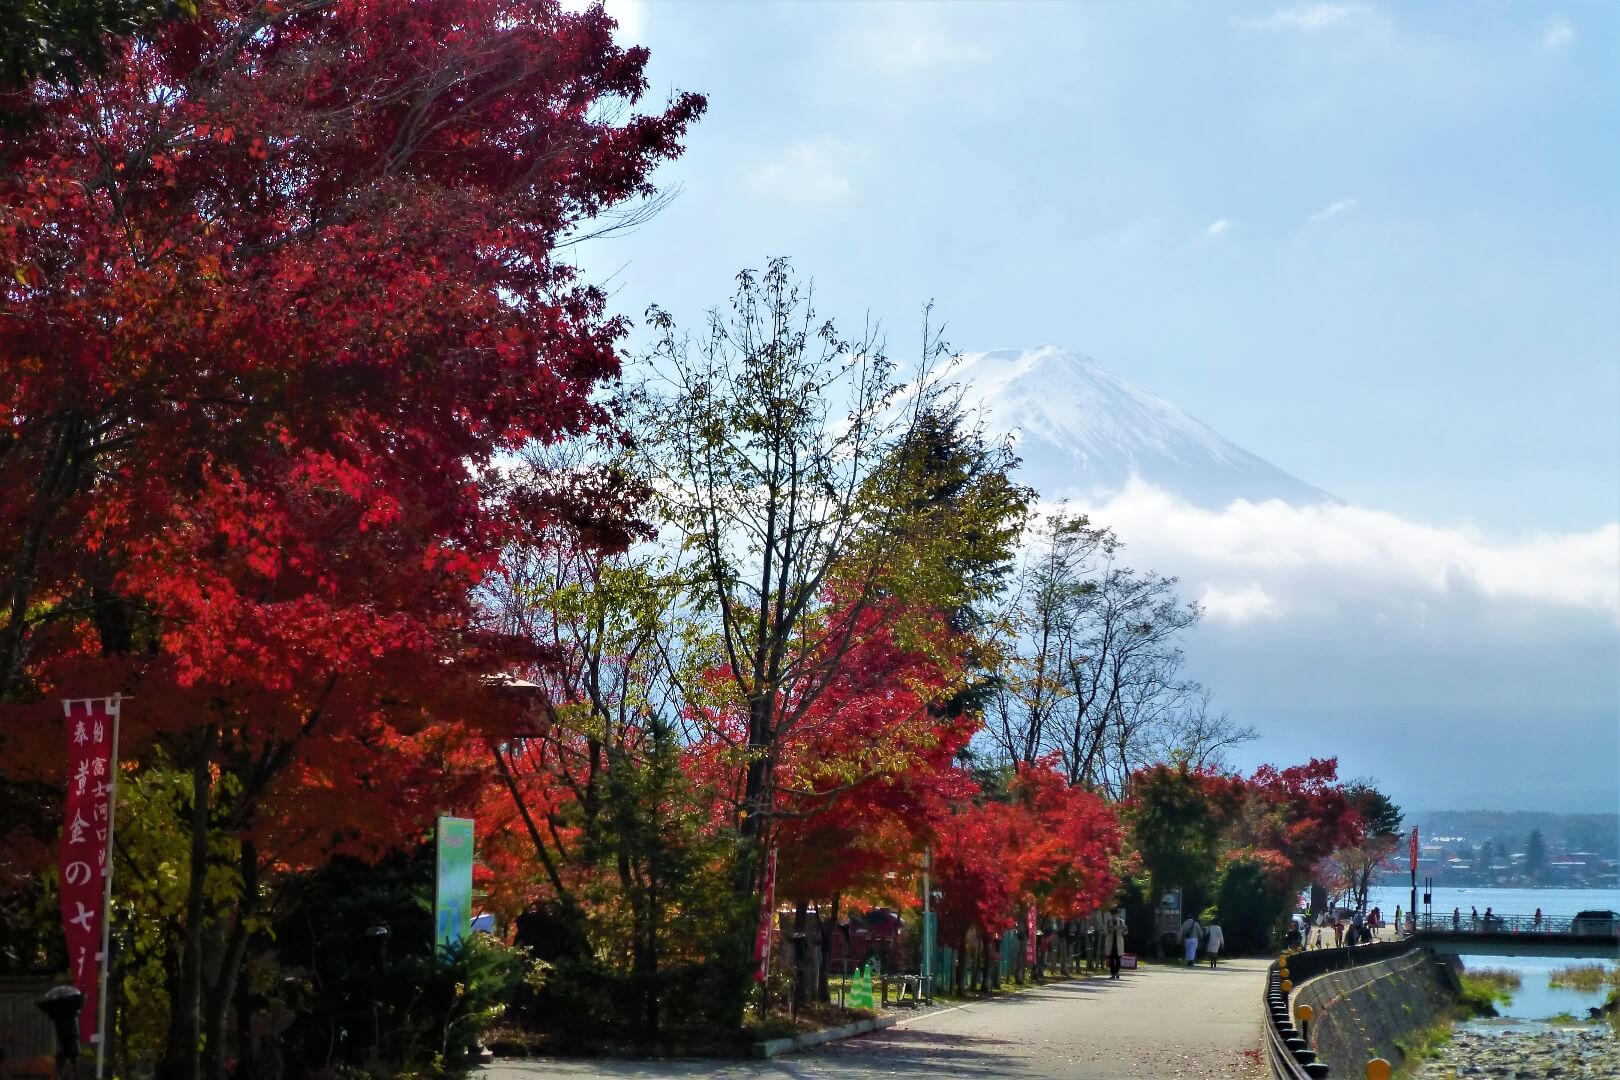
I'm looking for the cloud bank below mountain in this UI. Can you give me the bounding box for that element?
[1063,479,1619,813]
[1080,479,1618,621]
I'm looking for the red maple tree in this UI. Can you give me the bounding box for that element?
[0,1,702,1074]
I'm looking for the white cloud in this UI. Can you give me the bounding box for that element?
[1543,17,1575,51]
[1305,197,1359,225]
[1236,3,1379,34]
[849,12,991,74]
[1201,583,1284,623]
[744,139,863,203]
[882,26,990,72]
[559,0,644,39]
[1075,479,1619,620]
[1205,219,1232,240]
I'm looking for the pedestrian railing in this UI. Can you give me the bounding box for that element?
[1414,911,1585,936]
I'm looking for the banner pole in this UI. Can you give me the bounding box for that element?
[95,696,122,1080]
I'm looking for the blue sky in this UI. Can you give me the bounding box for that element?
[563,1,1619,812]
[572,0,1618,535]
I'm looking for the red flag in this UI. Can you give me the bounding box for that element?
[60,698,118,1045]
[1409,827,1419,873]
[1025,906,1037,966]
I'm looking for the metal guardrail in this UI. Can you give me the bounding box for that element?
[1264,939,1421,1079]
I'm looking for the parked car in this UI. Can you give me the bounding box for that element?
[1569,910,1619,936]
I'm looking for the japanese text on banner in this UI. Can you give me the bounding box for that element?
[60,698,116,1045]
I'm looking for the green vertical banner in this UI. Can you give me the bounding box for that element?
[435,815,475,951]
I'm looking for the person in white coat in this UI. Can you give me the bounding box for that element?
[1204,919,1224,968]
[1105,908,1128,979]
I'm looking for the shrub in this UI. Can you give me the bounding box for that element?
[1207,852,1293,953]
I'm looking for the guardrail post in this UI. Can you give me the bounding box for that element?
[1366,1058,1392,1080]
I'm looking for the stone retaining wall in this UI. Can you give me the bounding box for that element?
[1294,949,1459,1076]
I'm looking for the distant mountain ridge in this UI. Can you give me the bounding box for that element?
[948,346,1335,509]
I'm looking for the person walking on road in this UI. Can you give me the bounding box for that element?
[1105,908,1128,979]
[1179,914,1202,966]
[1534,907,1543,930]
[1394,905,1402,937]
[1205,919,1224,968]
[1452,907,1461,931]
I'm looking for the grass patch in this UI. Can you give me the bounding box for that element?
[1464,966,1522,991]
[1549,964,1620,992]
[1457,974,1510,1016]
[1394,1020,1456,1075]
[1455,964,1519,1017]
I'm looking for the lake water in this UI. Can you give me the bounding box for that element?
[1367,884,1620,924]
[1368,886,1620,1021]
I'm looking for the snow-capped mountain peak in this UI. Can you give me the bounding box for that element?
[948,346,1333,509]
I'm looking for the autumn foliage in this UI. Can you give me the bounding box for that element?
[0,2,1370,1064]
[0,0,702,1072]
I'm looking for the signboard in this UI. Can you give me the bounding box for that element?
[1409,827,1419,873]
[434,816,475,950]
[60,697,121,1050]
[1156,889,1182,937]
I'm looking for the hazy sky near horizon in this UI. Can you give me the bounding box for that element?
[562,1,1620,812]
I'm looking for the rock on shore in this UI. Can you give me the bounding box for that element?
[1414,1025,1618,1079]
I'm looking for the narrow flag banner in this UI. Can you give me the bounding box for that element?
[60,697,120,1046]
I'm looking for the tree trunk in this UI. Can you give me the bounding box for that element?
[203,839,257,1080]
[0,413,86,701]
[162,723,216,1080]
[791,899,810,1009]
[816,894,839,1004]
[642,869,660,1037]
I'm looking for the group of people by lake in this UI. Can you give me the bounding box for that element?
[1284,901,1553,948]
[1289,906,1391,949]
[1447,904,1543,930]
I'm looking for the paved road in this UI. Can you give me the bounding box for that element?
[482,958,1269,1080]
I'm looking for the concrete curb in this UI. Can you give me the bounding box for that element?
[888,973,1088,1028]
[749,1014,899,1058]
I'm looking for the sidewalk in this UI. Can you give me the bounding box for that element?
[481,958,1270,1079]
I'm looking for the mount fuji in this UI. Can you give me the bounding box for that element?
[948,346,1334,509]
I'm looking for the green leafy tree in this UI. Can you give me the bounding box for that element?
[1330,779,1402,911]
[1207,850,1296,953]
[0,0,194,91]
[1525,828,1547,880]
[1126,764,1223,950]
